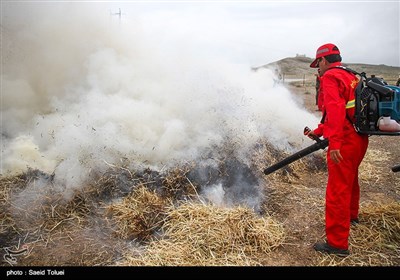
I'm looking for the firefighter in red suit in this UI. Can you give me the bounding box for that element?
[306,43,369,256]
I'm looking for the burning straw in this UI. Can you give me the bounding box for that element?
[0,169,123,266]
[120,202,285,266]
[0,174,25,238]
[106,185,169,242]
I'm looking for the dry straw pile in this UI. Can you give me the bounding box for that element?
[106,185,169,242]
[119,202,285,266]
[1,139,399,266]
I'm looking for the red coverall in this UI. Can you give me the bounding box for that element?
[313,63,369,250]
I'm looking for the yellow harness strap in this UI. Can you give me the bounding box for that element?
[346,99,355,109]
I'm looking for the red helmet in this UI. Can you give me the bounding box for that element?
[310,43,341,68]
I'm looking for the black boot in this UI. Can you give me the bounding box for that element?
[351,218,359,226]
[313,241,350,257]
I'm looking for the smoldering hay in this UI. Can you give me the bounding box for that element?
[1,4,319,206]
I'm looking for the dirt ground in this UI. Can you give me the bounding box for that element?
[256,84,400,266]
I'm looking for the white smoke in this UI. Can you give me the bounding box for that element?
[201,183,226,207]
[1,3,319,194]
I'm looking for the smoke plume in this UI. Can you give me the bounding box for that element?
[1,3,319,207]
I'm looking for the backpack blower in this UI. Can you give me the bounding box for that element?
[354,74,400,135]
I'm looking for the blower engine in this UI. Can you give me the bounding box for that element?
[354,76,400,135]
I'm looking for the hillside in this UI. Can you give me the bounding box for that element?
[259,56,400,85]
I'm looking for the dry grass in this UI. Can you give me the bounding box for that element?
[0,168,137,266]
[119,202,285,266]
[161,165,200,200]
[1,136,399,267]
[359,148,392,186]
[0,175,23,237]
[106,185,169,242]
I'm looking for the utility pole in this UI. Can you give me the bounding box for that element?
[110,8,125,23]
